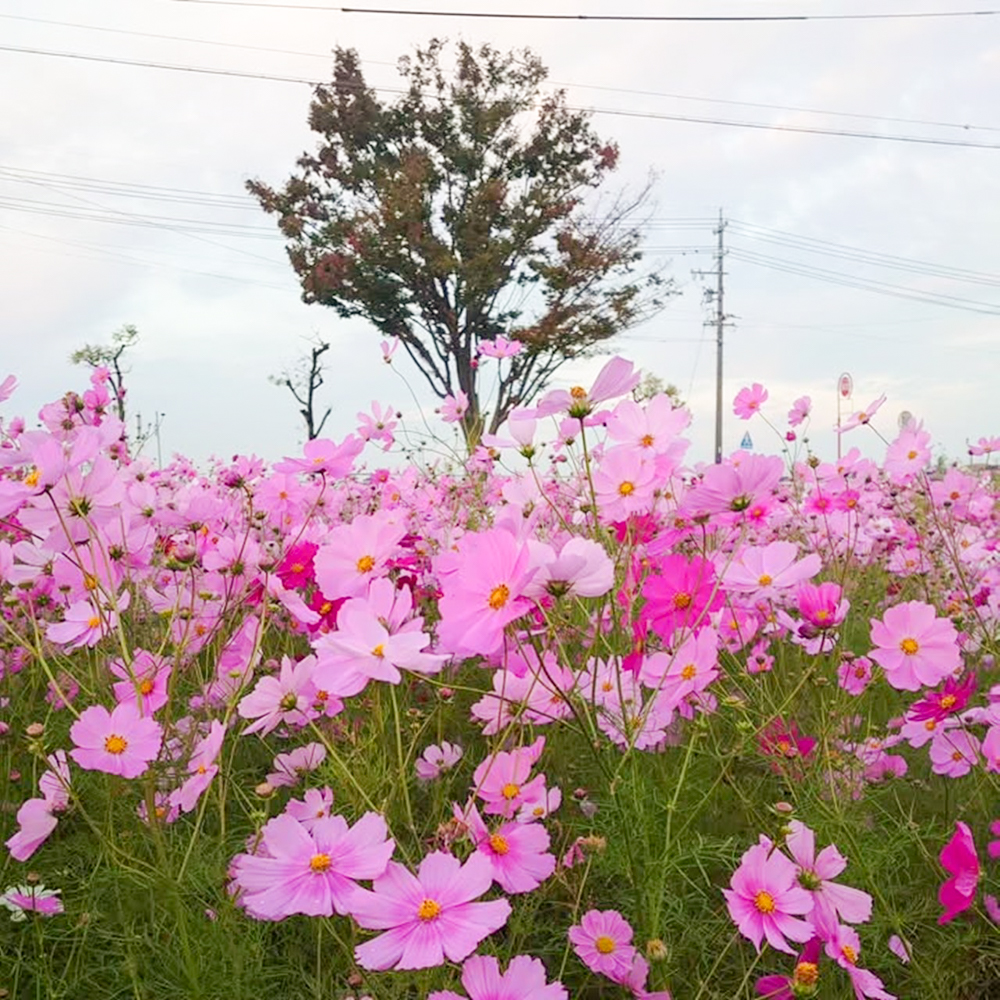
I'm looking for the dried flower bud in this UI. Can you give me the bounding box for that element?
[646,938,668,961]
[254,782,275,799]
[25,722,45,738]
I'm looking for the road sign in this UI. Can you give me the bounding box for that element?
[839,373,853,398]
[740,432,753,450]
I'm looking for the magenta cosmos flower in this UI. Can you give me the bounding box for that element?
[723,841,814,954]
[755,937,821,999]
[641,554,723,643]
[869,601,961,692]
[231,811,393,920]
[938,820,979,924]
[428,954,567,1000]
[350,851,511,971]
[70,702,163,779]
[567,909,636,980]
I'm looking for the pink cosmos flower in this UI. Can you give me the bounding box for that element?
[416,741,463,781]
[568,909,637,980]
[285,787,335,830]
[313,512,407,600]
[824,926,896,1000]
[1,884,63,921]
[427,953,566,1000]
[755,937,822,999]
[618,953,673,999]
[909,672,976,724]
[683,454,783,517]
[535,357,640,419]
[436,527,536,658]
[232,811,394,920]
[723,541,822,599]
[478,336,523,359]
[938,820,979,924]
[723,841,815,954]
[356,400,397,450]
[440,391,470,424]
[929,727,980,777]
[734,383,768,419]
[838,656,873,696]
[641,626,719,710]
[471,737,546,817]
[884,422,931,482]
[380,337,398,363]
[170,720,226,814]
[839,394,887,434]
[350,851,511,971]
[459,801,556,894]
[869,601,961,692]
[784,821,872,941]
[788,396,811,427]
[5,751,71,861]
[110,649,171,715]
[266,742,327,789]
[592,446,658,521]
[273,435,364,477]
[526,537,614,600]
[796,581,849,632]
[70,702,163,779]
[237,655,317,736]
[46,591,128,650]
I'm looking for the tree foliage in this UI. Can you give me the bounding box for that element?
[249,40,672,446]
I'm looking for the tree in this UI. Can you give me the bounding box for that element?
[69,324,139,424]
[248,40,672,449]
[269,336,333,441]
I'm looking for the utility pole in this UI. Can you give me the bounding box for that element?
[693,210,731,463]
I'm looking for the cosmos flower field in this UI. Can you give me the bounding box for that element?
[1,354,999,999]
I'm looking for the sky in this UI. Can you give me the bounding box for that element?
[1,0,998,468]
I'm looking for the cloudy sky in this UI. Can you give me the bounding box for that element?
[2,0,998,468]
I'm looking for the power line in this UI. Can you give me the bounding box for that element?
[5,13,996,135]
[2,43,998,149]
[726,219,1000,286]
[169,2,1000,22]
[728,246,1000,315]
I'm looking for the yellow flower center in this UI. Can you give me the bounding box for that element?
[640,434,655,447]
[83,574,99,591]
[290,562,305,574]
[940,694,957,710]
[618,480,635,496]
[104,734,128,755]
[501,782,520,800]
[595,935,616,954]
[952,750,965,762]
[139,678,154,695]
[356,554,375,573]
[841,944,857,965]
[815,609,830,621]
[907,449,918,460]
[680,664,697,681]
[754,890,776,914]
[371,644,385,659]
[570,386,587,399]
[673,592,692,610]
[758,574,773,586]
[899,637,919,656]
[309,853,331,872]
[24,467,41,488]
[794,961,819,985]
[925,719,937,731]
[87,616,101,629]
[417,898,441,921]
[489,834,510,855]
[488,584,510,610]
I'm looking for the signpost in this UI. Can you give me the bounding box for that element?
[836,372,853,461]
